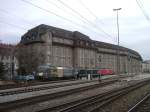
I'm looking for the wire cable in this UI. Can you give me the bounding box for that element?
[78,0,104,25]
[0,8,36,26]
[21,0,82,27]
[46,0,78,19]
[57,0,115,40]
[46,0,116,41]
[136,0,150,24]
[78,0,117,42]
[22,0,116,42]
[0,20,26,30]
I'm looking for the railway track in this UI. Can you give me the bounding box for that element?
[38,78,150,112]
[0,79,75,90]
[128,93,150,112]
[0,75,127,96]
[0,79,117,112]
[0,74,132,91]
[0,80,98,96]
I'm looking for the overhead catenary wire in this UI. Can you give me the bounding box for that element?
[46,0,116,42]
[21,0,81,27]
[22,0,106,38]
[77,0,117,42]
[137,0,150,21]
[22,0,91,32]
[136,0,150,24]
[0,8,36,26]
[57,0,115,40]
[45,0,79,19]
[46,0,92,26]
[45,0,92,32]
[0,20,26,30]
[78,0,104,25]
[21,0,116,42]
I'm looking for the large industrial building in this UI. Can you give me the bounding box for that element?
[18,24,142,74]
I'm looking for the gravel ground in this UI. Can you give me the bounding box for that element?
[122,74,150,81]
[10,80,137,112]
[0,81,100,103]
[1,74,150,112]
[96,81,150,112]
[132,95,150,112]
[0,81,15,85]
[0,75,121,103]
[0,79,92,93]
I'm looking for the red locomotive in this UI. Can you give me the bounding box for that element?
[97,68,114,75]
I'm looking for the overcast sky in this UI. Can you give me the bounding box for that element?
[0,0,150,60]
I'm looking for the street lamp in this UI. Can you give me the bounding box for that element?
[113,8,122,75]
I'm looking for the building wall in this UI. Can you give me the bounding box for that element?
[52,45,73,67]
[74,48,96,69]
[19,24,142,74]
[0,44,18,79]
[142,61,150,73]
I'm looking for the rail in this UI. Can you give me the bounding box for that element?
[39,78,150,112]
[0,79,117,111]
[128,93,150,112]
[0,74,129,96]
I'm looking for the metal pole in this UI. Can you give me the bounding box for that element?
[10,48,13,80]
[113,8,121,75]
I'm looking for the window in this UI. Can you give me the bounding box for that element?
[98,55,101,62]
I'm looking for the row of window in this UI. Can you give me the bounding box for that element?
[53,47,72,57]
[0,56,11,61]
[53,56,72,67]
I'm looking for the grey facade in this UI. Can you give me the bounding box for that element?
[0,43,18,79]
[19,24,142,74]
[142,60,150,73]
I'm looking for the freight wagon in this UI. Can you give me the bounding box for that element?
[77,69,100,79]
[37,65,75,80]
[77,68,114,79]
